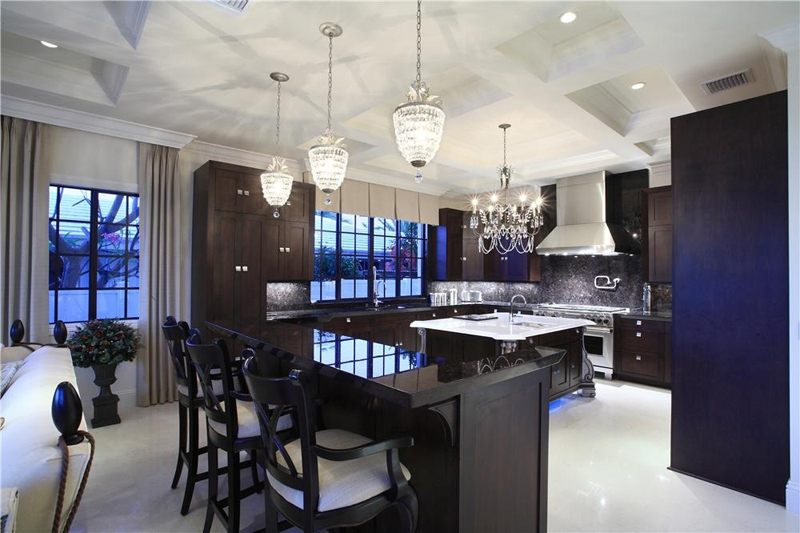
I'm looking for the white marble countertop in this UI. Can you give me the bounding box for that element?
[409,313,594,341]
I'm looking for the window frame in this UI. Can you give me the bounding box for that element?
[312,211,428,304]
[49,185,140,323]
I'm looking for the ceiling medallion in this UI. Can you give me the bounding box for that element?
[392,0,445,183]
[308,22,349,205]
[469,124,544,255]
[260,72,293,218]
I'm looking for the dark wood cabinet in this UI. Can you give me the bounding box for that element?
[613,316,670,387]
[432,209,484,281]
[192,160,315,335]
[642,186,672,283]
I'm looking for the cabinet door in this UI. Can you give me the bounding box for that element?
[664,322,672,385]
[549,355,569,396]
[505,251,530,282]
[568,340,582,388]
[262,221,282,281]
[241,175,271,216]
[649,226,673,283]
[211,213,238,320]
[238,215,264,323]
[281,222,311,280]
[484,251,504,280]
[648,190,673,226]
[214,170,241,212]
[283,185,311,222]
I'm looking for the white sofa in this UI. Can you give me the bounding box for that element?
[1,345,91,532]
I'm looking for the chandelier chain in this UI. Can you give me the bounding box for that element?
[416,0,422,84]
[327,35,333,131]
[503,126,507,168]
[275,80,282,154]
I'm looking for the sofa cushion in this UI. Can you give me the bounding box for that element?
[0,361,24,397]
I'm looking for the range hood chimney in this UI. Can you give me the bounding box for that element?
[536,171,639,256]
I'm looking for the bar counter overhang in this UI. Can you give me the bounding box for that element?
[208,318,567,532]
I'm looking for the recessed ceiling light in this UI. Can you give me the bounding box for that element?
[630,81,646,90]
[40,41,58,48]
[560,11,577,24]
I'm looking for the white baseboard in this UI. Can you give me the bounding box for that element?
[787,479,800,515]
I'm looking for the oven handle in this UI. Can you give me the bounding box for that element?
[584,325,613,334]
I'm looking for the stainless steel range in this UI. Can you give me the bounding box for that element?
[528,303,629,379]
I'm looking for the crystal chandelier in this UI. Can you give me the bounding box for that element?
[392,0,445,183]
[260,72,293,218]
[469,124,544,255]
[309,23,348,205]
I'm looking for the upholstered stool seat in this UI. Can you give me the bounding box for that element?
[208,401,292,440]
[268,428,411,512]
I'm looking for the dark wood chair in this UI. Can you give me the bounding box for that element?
[185,332,278,533]
[241,353,419,533]
[162,316,216,516]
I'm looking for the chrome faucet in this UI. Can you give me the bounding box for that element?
[371,266,384,308]
[510,294,527,324]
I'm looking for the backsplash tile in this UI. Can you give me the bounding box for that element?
[266,283,310,310]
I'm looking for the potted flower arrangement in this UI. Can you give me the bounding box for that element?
[68,319,139,428]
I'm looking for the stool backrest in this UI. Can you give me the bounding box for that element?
[161,317,193,393]
[242,354,321,512]
[185,333,242,440]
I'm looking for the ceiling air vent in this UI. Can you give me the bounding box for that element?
[701,68,754,95]
[209,0,248,13]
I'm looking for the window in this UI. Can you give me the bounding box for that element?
[48,186,140,323]
[312,211,427,302]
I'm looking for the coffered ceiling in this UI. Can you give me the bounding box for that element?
[1,1,796,197]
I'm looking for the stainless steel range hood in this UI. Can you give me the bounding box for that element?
[536,171,638,256]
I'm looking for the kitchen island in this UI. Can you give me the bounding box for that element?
[412,312,597,400]
[208,316,568,533]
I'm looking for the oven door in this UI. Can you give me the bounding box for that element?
[583,326,614,378]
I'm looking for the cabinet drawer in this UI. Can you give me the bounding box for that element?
[616,328,663,354]
[618,350,661,379]
[617,317,665,332]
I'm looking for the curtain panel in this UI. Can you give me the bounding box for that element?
[136,143,183,405]
[0,116,48,345]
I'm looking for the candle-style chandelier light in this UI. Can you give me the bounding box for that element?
[392,0,445,183]
[260,72,293,218]
[469,124,544,255]
[308,22,348,205]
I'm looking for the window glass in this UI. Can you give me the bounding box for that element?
[311,211,426,302]
[48,186,140,323]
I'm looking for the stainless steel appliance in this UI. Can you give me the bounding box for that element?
[528,303,629,378]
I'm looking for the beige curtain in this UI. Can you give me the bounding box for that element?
[0,116,48,345]
[137,143,182,405]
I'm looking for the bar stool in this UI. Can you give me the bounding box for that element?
[241,354,419,533]
[162,316,211,515]
[186,333,284,533]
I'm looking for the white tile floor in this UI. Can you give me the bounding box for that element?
[71,380,800,532]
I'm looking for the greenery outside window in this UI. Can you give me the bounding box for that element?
[48,186,140,323]
[312,211,427,302]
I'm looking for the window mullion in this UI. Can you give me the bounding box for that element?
[88,190,99,320]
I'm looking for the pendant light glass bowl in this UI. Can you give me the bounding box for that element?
[261,72,293,217]
[308,138,349,194]
[393,94,446,168]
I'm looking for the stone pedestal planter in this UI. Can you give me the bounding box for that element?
[91,363,121,428]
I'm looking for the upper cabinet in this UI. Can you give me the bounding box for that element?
[191,161,315,331]
[642,186,673,283]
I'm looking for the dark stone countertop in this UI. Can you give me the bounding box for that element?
[207,318,565,409]
[265,301,517,321]
[620,309,672,322]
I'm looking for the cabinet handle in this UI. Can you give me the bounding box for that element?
[432,313,437,317]
[244,190,250,196]
[399,342,403,346]
[242,265,248,272]
[346,317,351,323]
[635,355,642,361]
[286,247,291,253]
[237,189,243,196]
[454,309,458,313]
[235,266,242,272]
[279,247,285,253]
[636,320,642,326]
[287,201,292,206]
[636,332,642,338]
[461,225,466,229]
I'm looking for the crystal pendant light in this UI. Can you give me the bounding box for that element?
[392,0,445,180]
[260,72,293,218]
[308,23,348,205]
[470,124,544,255]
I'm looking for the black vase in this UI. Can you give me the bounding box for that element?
[91,363,121,428]
[52,381,85,445]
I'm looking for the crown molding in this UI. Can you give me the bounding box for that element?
[0,96,196,148]
[182,140,305,174]
[760,22,800,53]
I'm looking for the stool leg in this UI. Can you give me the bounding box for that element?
[264,483,278,533]
[397,490,419,533]
[181,404,200,515]
[171,403,187,489]
[250,449,260,493]
[203,441,218,533]
[227,449,241,533]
